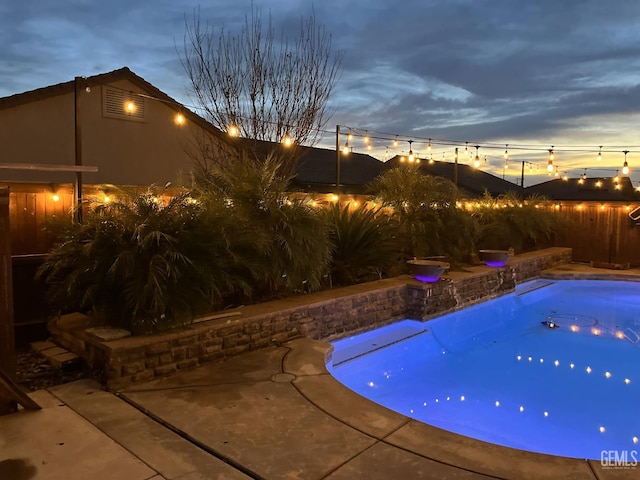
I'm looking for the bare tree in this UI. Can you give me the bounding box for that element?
[182,6,342,175]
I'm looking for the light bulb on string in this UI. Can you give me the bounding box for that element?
[554,166,559,177]
[408,140,415,162]
[578,170,587,184]
[473,145,480,168]
[363,130,370,145]
[347,130,353,142]
[614,170,620,184]
[427,139,432,153]
[282,133,293,147]
[547,147,555,173]
[597,146,602,162]
[622,150,630,175]
[504,144,509,161]
[393,135,399,147]
[228,124,239,137]
[342,138,350,154]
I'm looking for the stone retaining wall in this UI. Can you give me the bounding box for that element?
[50,247,572,390]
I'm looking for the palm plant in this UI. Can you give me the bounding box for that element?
[192,153,331,299]
[39,187,237,333]
[324,203,398,285]
[473,191,565,252]
[368,166,476,262]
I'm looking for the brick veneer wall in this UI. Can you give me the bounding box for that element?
[50,247,572,390]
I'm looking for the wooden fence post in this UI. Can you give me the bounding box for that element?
[0,186,17,414]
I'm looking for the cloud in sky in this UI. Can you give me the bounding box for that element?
[2,0,640,184]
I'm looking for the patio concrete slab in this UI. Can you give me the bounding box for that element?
[384,419,594,480]
[292,373,409,439]
[123,376,376,479]
[324,441,492,479]
[0,389,155,480]
[49,380,249,480]
[125,347,288,392]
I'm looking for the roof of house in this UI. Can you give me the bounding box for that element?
[383,156,521,197]
[0,67,228,143]
[292,147,385,193]
[525,177,640,201]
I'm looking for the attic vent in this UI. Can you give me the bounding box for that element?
[102,87,145,121]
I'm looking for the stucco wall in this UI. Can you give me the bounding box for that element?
[0,79,220,186]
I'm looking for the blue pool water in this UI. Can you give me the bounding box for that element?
[327,279,640,459]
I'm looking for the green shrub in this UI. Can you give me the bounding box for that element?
[368,166,477,262]
[39,187,237,333]
[324,203,398,285]
[473,191,565,252]
[192,153,331,299]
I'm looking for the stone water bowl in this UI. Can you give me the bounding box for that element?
[478,249,511,268]
[407,258,450,283]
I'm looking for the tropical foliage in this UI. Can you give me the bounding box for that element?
[40,158,565,335]
[39,187,237,333]
[191,153,331,299]
[472,191,565,252]
[324,203,398,285]
[368,166,477,263]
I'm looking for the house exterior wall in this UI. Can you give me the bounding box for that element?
[0,78,217,186]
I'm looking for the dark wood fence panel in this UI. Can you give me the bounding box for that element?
[8,188,72,255]
[4,185,640,265]
[556,203,640,265]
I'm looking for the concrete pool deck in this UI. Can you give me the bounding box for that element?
[3,264,640,479]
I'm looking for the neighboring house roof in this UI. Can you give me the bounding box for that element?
[292,147,384,193]
[383,156,521,197]
[524,177,640,201]
[0,66,228,144]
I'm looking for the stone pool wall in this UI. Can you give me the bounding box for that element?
[50,247,571,390]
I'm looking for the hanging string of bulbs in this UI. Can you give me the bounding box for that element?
[98,80,638,188]
[335,125,638,187]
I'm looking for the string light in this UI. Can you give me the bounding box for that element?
[622,150,630,175]
[125,99,136,113]
[408,140,415,162]
[104,87,639,186]
[504,144,509,161]
[547,147,555,173]
[473,145,480,168]
[281,133,293,147]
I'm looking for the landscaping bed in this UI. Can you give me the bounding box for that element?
[49,247,572,390]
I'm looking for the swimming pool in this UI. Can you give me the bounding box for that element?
[327,279,640,460]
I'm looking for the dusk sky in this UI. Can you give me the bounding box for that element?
[3,0,640,186]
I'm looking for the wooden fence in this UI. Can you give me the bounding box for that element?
[4,184,640,265]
